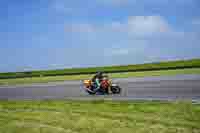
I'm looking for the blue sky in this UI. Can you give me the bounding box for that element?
[0,0,200,72]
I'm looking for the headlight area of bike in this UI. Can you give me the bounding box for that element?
[83,80,92,88]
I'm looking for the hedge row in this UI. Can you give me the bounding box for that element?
[0,59,200,79]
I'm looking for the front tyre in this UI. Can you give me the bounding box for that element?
[111,86,121,94]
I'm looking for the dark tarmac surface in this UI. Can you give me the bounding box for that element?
[0,74,200,101]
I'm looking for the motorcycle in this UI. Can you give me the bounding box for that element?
[83,76,121,95]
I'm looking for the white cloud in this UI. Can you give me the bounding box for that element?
[127,16,171,34]
[65,15,173,39]
[63,15,200,63]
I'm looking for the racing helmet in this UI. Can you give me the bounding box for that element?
[96,71,103,75]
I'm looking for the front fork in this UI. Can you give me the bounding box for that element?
[107,80,112,94]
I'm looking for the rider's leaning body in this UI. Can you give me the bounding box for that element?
[91,72,112,94]
[91,72,103,90]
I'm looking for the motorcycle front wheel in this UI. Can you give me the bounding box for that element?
[111,86,121,94]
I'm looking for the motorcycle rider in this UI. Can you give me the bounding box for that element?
[91,71,103,92]
[92,71,112,94]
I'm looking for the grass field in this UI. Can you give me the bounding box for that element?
[1,58,200,79]
[0,68,200,86]
[0,100,199,133]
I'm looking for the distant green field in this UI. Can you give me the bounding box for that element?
[0,100,199,133]
[0,68,200,85]
[0,58,200,79]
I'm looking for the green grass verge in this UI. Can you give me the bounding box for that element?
[0,100,200,133]
[0,68,200,86]
[1,58,200,79]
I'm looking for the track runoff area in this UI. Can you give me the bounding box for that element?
[0,74,200,102]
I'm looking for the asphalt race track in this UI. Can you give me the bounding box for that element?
[0,74,200,101]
